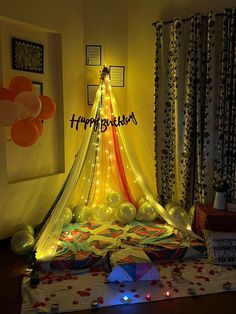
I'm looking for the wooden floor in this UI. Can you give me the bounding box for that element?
[1,238,236,314]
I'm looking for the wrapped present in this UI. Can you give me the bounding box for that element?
[107,247,160,282]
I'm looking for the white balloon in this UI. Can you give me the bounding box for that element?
[106,191,122,208]
[165,201,181,211]
[15,91,42,119]
[137,197,146,208]
[14,223,34,236]
[136,201,158,221]
[10,231,35,255]
[92,204,117,222]
[73,205,91,223]
[63,207,73,226]
[118,202,136,223]
[168,205,188,223]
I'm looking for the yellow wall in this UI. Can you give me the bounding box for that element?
[0,0,85,239]
[0,0,235,239]
[83,0,128,115]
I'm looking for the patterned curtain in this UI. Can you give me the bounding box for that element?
[154,8,236,208]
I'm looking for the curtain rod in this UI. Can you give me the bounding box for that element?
[152,13,226,27]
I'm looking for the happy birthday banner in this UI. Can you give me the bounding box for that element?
[70,112,137,132]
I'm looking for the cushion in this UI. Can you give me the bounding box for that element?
[204,229,236,265]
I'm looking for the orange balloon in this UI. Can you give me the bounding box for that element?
[38,96,56,119]
[32,118,43,136]
[0,88,15,101]
[11,119,39,147]
[9,76,33,97]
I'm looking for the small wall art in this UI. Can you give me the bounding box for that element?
[87,85,99,105]
[86,45,101,66]
[12,37,44,73]
[32,81,43,96]
[110,65,125,87]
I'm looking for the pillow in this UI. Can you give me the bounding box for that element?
[204,229,236,265]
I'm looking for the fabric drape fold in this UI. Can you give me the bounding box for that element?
[154,8,236,208]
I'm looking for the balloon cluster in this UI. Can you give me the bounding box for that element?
[136,200,159,222]
[61,192,159,226]
[0,76,56,147]
[10,223,35,255]
[165,201,189,225]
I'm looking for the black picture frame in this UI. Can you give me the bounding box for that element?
[86,45,101,66]
[32,81,43,96]
[87,84,99,105]
[110,65,125,87]
[12,37,44,73]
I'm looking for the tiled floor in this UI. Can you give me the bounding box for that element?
[1,238,236,314]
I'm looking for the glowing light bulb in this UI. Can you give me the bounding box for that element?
[121,295,131,304]
[137,175,142,182]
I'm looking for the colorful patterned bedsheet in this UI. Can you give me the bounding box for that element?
[37,221,206,270]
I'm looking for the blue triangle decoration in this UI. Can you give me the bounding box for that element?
[121,264,136,281]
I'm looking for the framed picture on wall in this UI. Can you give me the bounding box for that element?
[32,81,43,96]
[110,65,125,87]
[87,85,99,105]
[86,45,101,66]
[12,37,44,73]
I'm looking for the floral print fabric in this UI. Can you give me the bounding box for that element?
[154,8,236,208]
